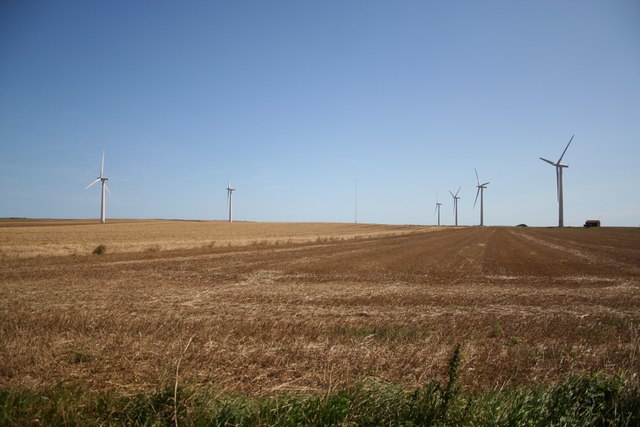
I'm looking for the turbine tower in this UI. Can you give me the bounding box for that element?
[434,194,442,226]
[226,181,236,223]
[540,135,574,227]
[85,151,110,224]
[449,187,461,226]
[474,169,490,226]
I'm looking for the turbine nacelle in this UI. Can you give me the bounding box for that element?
[449,186,461,199]
[85,176,109,189]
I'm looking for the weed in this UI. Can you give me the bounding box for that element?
[92,244,106,255]
[1,372,638,426]
[490,321,503,338]
[68,350,92,364]
[604,316,626,330]
[507,336,521,346]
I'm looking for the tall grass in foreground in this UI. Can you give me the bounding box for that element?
[2,347,639,426]
[1,376,638,426]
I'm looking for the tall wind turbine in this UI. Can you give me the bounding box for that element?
[85,151,110,224]
[540,135,574,227]
[449,187,461,226]
[226,181,236,223]
[474,169,490,226]
[434,194,442,226]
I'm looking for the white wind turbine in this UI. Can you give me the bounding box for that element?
[449,187,461,226]
[85,151,110,224]
[226,181,236,223]
[473,169,490,226]
[540,135,574,227]
[434,194,443,226]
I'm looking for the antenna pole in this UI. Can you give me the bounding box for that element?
[354,179,358,224]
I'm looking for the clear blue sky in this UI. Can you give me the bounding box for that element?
[1,1,639,226]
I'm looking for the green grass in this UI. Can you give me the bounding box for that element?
[1,374,638,426]
[2,347,639,426]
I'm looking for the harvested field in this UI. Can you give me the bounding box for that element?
[1,222,639,397]
[0,219,424,258]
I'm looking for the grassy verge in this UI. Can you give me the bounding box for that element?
[2,374,638,426]
[1,347,639,426]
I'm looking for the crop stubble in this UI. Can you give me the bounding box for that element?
[0,222,639,395]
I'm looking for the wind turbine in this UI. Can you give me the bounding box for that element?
[85,151,110,224]
[434,194,442,226]
[226,181,236,223]
[540,135,574,227]
[449,187,461,226]
[473,169,490,226]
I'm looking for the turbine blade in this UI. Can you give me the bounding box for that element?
[434,204,438,215]
[101,151,105,177]
[482,182,490,187]
[85,179,100,189]
[104,183,111,195]
[557,134,574,163]
[475,168,479,185]
[449,190,454,197]
[540,157,556,166]
[455,186,461,197]
[474,187,480,208]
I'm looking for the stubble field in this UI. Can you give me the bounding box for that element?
[1,220,639,400]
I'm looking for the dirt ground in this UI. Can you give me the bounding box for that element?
[1,223,639,395]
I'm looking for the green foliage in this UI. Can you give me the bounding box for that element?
[507,336,522,346]
[489,321,503,338]
[1,369,639,426]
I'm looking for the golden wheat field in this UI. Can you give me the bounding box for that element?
[1,220,639,396]
[0,219,426,258]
